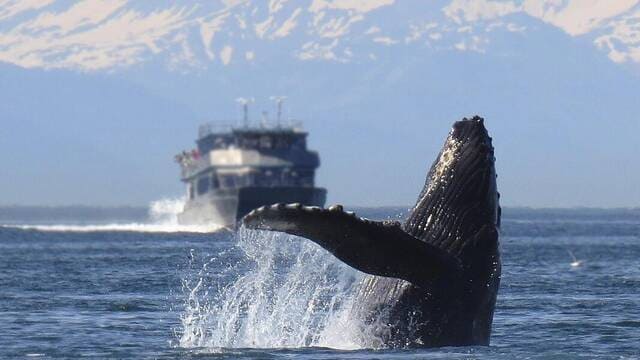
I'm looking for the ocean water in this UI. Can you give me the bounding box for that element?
[0,206,639,359]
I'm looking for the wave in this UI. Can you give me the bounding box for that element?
[1,197,225,233]
[178,228,373,350]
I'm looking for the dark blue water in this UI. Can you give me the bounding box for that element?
[1,208,639,359]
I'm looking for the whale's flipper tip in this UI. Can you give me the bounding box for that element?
[242,203,357,237]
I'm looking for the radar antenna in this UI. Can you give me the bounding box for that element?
[270,96,287,126]
[236,97,254,128]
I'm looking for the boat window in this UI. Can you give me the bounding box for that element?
[211,173,220,189]
[292,137,304,149]
[298,170,314,187]
[253,172,265,187]
[220,175,236,188]
[275,137,288,149]
[236,174,249,187]
[288,170,299,186]
[243,137,258,149]
[260,136,272,149]
[246,172,256,186]
[197,175,209,195]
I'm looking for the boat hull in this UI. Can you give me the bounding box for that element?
[177,187,326,227]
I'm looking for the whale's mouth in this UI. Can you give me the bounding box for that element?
[451,115,491,143]
[405,116,499,254]
[420,116,494,196]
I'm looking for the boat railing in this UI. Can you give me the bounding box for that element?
[179,160,203,180]
[198,120,305,138]
[198,122,236,138]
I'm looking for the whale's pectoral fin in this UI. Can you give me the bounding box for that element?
[242,204,463,288]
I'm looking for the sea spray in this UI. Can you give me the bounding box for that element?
[148,197,186,223]
[179,226,378,350]
[2,197,222,233]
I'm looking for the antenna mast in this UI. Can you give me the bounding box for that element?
[270,96,287,126]
[235,97,254,128]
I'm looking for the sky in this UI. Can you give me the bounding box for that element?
[0,0,639,208]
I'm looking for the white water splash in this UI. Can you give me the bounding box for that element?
[3,197,223,233]
[179,227,380,350]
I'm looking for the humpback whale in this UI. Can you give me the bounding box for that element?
[242,116,501,348]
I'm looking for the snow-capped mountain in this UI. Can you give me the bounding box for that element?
[1,0,639,207]
[1,0,639,71]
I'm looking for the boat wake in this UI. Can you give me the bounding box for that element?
[178,227,380,350]
[2,198,224,233]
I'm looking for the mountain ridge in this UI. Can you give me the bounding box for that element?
[0,0,639,72]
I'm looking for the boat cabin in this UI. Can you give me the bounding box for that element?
[178,124,320,199]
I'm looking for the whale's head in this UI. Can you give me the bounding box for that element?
[404,116,500,256]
